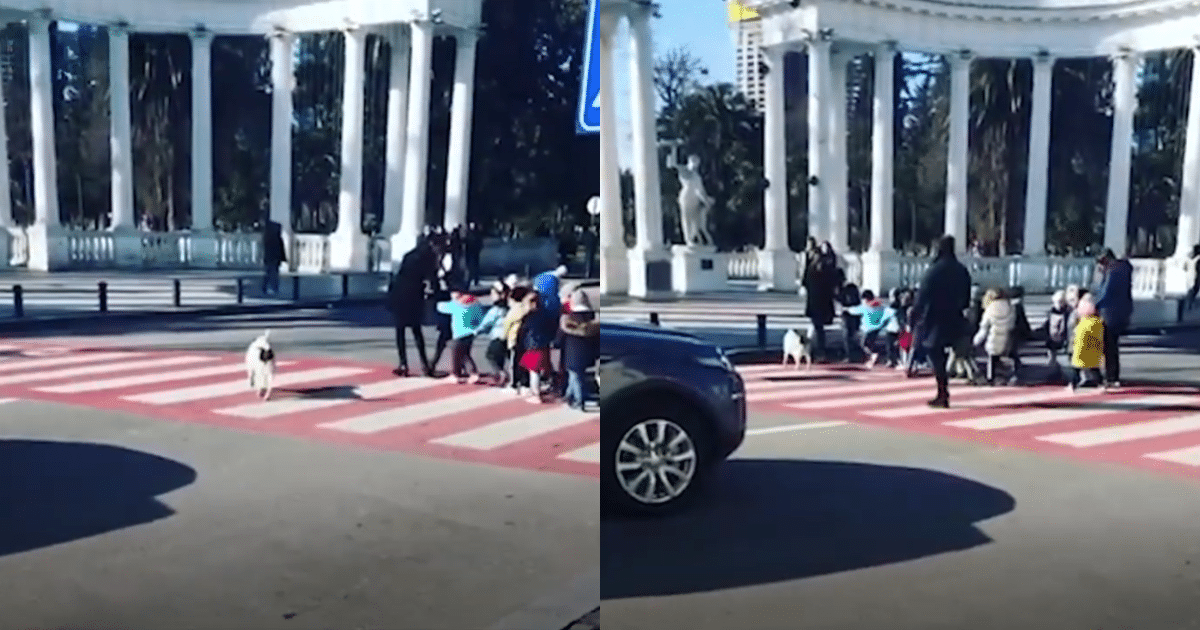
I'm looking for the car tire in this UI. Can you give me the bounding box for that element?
[601,396,712,517]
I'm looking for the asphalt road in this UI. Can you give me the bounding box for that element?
[601,409,1200,630]
[0,307,599,630]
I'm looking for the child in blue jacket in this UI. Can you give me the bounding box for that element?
[437,291,485,382]
[846,290,897,368]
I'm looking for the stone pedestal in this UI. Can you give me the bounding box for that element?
[0,227,11,268]
[24,223,67,271]
[329,230,369,271]
[600,244,630,296]
[859,250,904,295]
[756,248,798,292]
[671,245,728,295]
[111,228,143,268]
[627,247,671,299]
[188,230,219,268]
[1164,255,1191,297]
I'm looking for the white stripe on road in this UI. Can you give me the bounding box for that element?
[0,355,215,386]
[558,443,600,463]
[431,407,597,450]
[863,388,1104,418]
[215,377,446,419]
[124,367,369,404]
[320,388,515,434]
[1038,413,1200,447]
[752,379,917,403]
[0,397,17,405]
[947,395,1197,430]
[36,360,300,393]
[789,387,981,410]
[1145,445,1200,466]
[746,421,849,436]
[0,351,142,373]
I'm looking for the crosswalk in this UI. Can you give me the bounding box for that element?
[0,343,599,477]
[737,362,1200,479]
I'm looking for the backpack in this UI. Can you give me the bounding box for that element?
[1047,309,1068,344]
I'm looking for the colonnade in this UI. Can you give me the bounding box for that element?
[0,16,480,271]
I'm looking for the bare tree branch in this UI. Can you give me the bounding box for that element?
[653,46,708,115]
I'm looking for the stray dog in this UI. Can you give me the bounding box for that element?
[246,329,276,400]
[781,328,812,370]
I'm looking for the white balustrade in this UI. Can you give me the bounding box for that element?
[292,234,331,273]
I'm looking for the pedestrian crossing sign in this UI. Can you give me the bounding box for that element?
[577,0,600,134]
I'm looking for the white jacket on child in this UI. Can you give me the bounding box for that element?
[973,299,1015,357]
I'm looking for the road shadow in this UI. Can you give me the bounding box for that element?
[601,459,1014,599]
[284,384,365,400]
[0,439,197,556]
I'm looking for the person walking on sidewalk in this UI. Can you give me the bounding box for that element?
[1093,248,1133,388]
[912,235,972,408]
[262,220,287,295]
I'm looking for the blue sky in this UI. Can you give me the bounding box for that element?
[612,0,734,167]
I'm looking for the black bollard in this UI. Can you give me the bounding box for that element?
[173,279,182,307]
[292,275,300,300]
[98,281,108,313]
[341,273,350,299]
[649,312,659,326]
[757,314,768,349]
[12,284,23,318]
[236,278,245,304]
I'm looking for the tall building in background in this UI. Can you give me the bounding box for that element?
[728,0,765,112]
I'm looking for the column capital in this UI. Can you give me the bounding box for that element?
[1110,47,1139,64]
[1031,48,1055,65]
[450,27,481,48]
[267,26,295,42]
[948,48,974,66]
[802,27,834,46]
[627,0,658,22]
[877,40,899,55]
[760,43,787,66]
[107,20,132,36]
[189,25,214,43]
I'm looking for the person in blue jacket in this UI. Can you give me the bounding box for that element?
[437,290,485,383]
[1093,248,1133,388]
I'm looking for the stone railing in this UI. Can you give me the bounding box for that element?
[725,248,1179,298]
[291,233,330,273]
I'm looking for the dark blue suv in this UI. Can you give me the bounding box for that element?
[599,322,746,515]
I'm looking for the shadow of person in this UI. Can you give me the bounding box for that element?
[0,440,198,557]
[601,459,1015,599]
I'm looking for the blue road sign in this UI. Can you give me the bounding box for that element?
[577,0,600,134]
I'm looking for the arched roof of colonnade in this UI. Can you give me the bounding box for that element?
[0,0,482,34]
[747,0,1200,57]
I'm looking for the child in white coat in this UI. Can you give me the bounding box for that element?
[973,287,1016,385]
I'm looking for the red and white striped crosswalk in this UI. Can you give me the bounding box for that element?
[0,343,598,477]
[737,362,1200,480]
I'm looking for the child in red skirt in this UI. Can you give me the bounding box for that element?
[518,291,558,403]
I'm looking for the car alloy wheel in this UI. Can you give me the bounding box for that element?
[615,417,698,505]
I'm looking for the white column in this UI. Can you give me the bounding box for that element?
[807,37,831,244]
[1023,54,1054,256]
[442,30,479,232]
[268,31,295,234]
[0,36,10,230]
[331,26,368,270]
[1105,51,1138,256]
[944,51,971,253]
[25,17,59,270]
[380,26,410,238]
[1175,47,1200,258]
[108,25,134,231]
[756,44,797,292]
[598,8,628,295]
[28,18,58,228]
[868,45,895,253]
[190,30,214,233]
[394,21,434,258]
[826,50,849,254]
[627,5,669,297]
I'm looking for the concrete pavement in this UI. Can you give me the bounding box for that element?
[0,309,600,629]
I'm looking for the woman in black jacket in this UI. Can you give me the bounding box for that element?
[387,241,436,377]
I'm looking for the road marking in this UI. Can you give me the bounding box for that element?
[1145,445,1200,466]
[746,421,849,436]
[0,355,216,386]
[946,395,1197,430]
[320,388,516,434]
[0,351,143,373]
[0,397,17,405]
[864,388,1105,418]
[215,377,446,419]
[1038,413,1200,447]
[558,443,601,463]
[431,407,597,450]
[751,379,916,404]
[124,367,370,404]
[788,387,966,410]
[36,360,300,393]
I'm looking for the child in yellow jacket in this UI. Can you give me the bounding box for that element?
[1068,294,1105,392]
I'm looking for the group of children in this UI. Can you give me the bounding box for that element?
[433,271,600,409]
[837,282,1109,390]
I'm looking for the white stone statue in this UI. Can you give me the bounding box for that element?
[667,150,715,247]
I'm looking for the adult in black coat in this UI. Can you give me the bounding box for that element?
[912,235,972,408]
[1093,248,1134,386]
[386,241,436,377]
[261,220,287,295]
[802,241,840,360]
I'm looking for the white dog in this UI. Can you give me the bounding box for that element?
[781,328,812,370]
[245,329,276,400]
